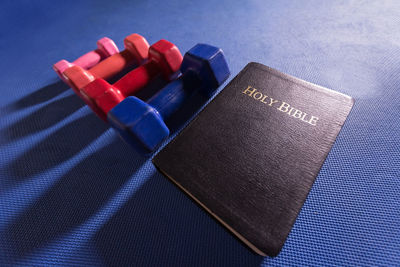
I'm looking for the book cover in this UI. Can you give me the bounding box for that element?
[152,62,354,256]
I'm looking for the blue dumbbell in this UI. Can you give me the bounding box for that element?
[108,43,230,154]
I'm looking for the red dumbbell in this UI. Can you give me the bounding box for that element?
[79,39,183,121]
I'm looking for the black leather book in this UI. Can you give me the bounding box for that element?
[152,62,354,256]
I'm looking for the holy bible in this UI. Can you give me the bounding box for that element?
[152,62,354,256]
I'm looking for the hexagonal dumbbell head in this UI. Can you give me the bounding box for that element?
[123,33,149,64]
[53,60,74,80]
[108,43,230,154]
[180,43,230,97]
[53,37,119,83]
[96,37,119,57]
[62,65,95,95]
[108,96,169,154]
[80,78,125,121]
[148,39,183,80]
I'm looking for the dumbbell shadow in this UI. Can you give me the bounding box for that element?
[9,81,69,110]
[4,113,108,181]
[3,139,145,263]
[2,93,86,143]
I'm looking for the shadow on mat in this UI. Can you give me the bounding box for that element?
[92,172,265,266]
[2,94,86,142]
[4,139,145,263]
[11,81,70,109]
[4,113,108,180]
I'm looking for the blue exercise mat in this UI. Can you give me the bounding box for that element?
[0,0,399,266]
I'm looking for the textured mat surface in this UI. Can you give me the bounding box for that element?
[0,0,399,266]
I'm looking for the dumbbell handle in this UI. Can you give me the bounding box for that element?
[89,49,136,80]
[72,48,106,70]
[112,60,161,96]
[148,71,199,119]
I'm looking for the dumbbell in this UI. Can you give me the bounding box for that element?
[62,33,150,98]
[108,43,230,154]
[53,37,119,83]
[79,39,183,121]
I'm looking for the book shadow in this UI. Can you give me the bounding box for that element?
[92,171,265,266]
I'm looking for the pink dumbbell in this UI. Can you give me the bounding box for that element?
[53,37,119,84]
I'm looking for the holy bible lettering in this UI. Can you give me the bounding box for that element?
[242,85,319,126]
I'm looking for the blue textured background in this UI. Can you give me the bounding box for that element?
[1,0,399,266]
